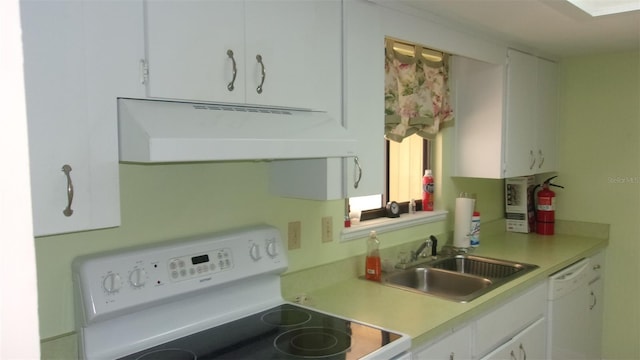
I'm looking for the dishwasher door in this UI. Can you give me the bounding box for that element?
[547,258,600,359]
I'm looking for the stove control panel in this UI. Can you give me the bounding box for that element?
[73,225,286,326]
[168,248,233,282]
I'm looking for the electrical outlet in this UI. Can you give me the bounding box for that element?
[321,216,333,243]
[288,221,301,250]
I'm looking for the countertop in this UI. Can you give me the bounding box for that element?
[40,221,608,358]
[284,224,608,350]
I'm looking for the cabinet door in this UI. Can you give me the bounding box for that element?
[481,317,546,360]
[245,0,342,118]
[22,1,91,236]
[269,0,378,201]
[475,281,547,356]
[413,325,472,360]
[22,1,141,236]
[536,58,558,173]
[144,0,245,103]
[504,49,538,178]
[451,55,506,179]
[342,0,384,196]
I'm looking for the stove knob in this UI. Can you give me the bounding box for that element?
[129,268,147,288]
[266,240,278,258]
[102,273,122,294]
[250,243,262,261]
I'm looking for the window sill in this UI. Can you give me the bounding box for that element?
[340,210,448,242]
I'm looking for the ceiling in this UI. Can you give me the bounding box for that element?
[391,0,640,58]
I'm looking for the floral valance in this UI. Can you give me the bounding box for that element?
[384,39,454,142]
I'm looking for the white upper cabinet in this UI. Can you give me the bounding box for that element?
[268,0,384,200]
[144,0,342,119]
[453,49,559,178]
[504,49,539,177]
[536,57,559,174]
[144,1,245,104]
[342,0,385,197]
[22,1,145,236]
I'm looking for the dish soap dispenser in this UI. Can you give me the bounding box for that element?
[365,231,381,281]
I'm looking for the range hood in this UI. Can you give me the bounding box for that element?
[117,98,356,163]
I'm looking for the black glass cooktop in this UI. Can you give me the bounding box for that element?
[117,303,403,360]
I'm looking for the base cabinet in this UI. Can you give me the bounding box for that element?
[411,281,547,360]
[412,325,472,360]
[480,318,546,360]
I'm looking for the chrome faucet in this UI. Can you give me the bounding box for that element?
[411,235,439,261]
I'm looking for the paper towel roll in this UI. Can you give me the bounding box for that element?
[454,197,476,248]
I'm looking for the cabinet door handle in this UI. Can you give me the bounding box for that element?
[590,290,597,310]
[593,264,601,270]
[226,49,237,92]
[519,343,527,360]
[529,149,536,170]
[62,164,74,217]
[256,54,266,94]
[537,149,544,169]
[449,352,455,360]
[353,156,362,189]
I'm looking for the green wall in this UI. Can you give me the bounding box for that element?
[556,51,640,359]
[38,52,640,360]
[35,129,505,339]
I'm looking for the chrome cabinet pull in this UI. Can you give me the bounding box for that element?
[537,149,544,168]
[353,156,362,189]
[519,343,527,360]
[529,149,536,170]
[226,49,237,91]
[62,164,74,217]
[256,54,266,94]
[510,349,517,360]
[590,290,597,310]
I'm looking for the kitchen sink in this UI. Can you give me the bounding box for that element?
[383,255,538,302]
[429,255,535,279]
[384,267,493,301]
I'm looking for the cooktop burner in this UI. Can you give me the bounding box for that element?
[274,327,351,358]
[117,304,403,360]
[261,308,312,327]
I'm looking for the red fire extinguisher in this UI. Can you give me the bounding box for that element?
[535,176,564,235]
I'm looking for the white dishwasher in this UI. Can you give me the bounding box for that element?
[547,255,604,359]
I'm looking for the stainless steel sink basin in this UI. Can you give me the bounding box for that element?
[384,267,493,301]
[429,255,536,279]
[383,255,538,302]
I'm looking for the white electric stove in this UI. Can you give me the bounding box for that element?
[73,224,411,359]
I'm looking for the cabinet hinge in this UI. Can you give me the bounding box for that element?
[139,59,149,85]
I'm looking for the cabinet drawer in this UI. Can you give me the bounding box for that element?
[475,281,547,357]
[413,324,472,360]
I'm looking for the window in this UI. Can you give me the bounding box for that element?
[348,136,431,220]
[348,37,450,221]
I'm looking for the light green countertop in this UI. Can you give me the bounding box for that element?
[282,223,609,349]
[41,221,608,358]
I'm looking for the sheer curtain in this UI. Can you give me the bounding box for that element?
[384,39,454,142]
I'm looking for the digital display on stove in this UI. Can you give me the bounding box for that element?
[191,254,209,265]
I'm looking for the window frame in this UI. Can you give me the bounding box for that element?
[356,138,431,221]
